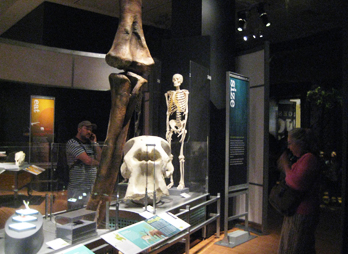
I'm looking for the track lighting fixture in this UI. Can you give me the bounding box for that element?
[257,3,271,27]
[258,30,263,38]
[237,11,247,32]
[237,2,270,41]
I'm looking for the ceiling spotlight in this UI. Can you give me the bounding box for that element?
[237,11,247,32]
[258,30,264,38]
[257,3,271,27]
[243,35,248,41]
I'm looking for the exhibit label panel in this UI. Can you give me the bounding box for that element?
[101,212,190,254]
[226,72,249,187]
[30,96,55,137]
[29,95,55,162]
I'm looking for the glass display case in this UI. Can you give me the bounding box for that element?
[0,143,54,207]
[0,138,209,216]
[0,139,215,254]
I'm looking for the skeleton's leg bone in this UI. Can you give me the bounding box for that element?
[87,73,146,226]
[165,129,175,189]
[105,0,154,75]
[177,130,186,190]
[178,155,185,190]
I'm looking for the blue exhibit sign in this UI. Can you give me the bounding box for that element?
[225,72,249,187]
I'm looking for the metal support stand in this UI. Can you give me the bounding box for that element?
[150,144,156,214]
[45,193,49,219]
[105,201,110,229]
[185,205,191,254]
[115,193,120,230]
[144,146,149,211]
[144,143,156,214]
[216,193,221,238]
[50,194,53,221]
[216,186,256,248]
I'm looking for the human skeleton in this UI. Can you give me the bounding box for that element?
[165,74,189,189]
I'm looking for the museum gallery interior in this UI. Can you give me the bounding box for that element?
[0,0,348,253]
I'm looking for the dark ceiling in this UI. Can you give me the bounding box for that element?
[0,0,344,46]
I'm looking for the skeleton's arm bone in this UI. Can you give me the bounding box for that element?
[178,91,189,142]
[165,92,172,138]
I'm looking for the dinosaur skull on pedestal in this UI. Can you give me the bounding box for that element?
[120,136,174,203]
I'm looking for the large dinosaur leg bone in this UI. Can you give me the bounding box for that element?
[87,72,147,226]
[106,0,154,74]
[87,0,153,226]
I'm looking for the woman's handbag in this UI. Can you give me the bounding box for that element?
[269,179,304,216]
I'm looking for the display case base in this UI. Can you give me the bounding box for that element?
[56,220,97,244]
[215,230,257,248]
[168,187,189,195]
[55,209,97,244]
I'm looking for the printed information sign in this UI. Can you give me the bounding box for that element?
[101,212,190,254]
[226,72,249,187]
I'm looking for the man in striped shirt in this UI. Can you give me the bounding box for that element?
[66,121,102,210]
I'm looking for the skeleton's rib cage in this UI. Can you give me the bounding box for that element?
[167,90,189,114]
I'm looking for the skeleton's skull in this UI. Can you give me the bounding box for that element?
[120,136,174,203]
[15,151,26,166]
[172,74,183,88]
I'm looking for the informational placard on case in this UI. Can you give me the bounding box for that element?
[101,212,190,254]
[226,72,249,187]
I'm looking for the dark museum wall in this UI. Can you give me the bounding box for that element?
[341,16,348,252]
[270,28,342,96]
[0,81,111,144]
[270,28,343,157]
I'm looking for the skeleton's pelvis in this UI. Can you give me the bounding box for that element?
[120,136,173,202]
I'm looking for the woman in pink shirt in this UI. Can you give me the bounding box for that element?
[277,128,321,254]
